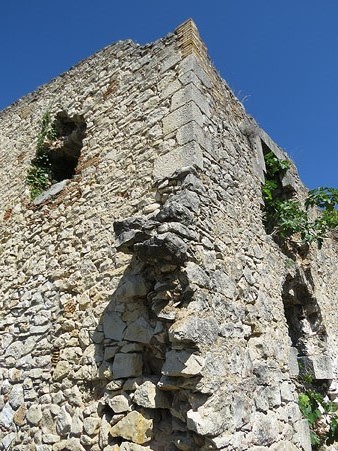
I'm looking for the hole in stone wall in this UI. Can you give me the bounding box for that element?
[282,271,327,358]
[49,111,86,182]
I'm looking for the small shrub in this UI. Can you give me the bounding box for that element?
[298,374,338,448]
[262,152,338,248]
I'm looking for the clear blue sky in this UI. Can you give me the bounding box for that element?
[1,1,338,189]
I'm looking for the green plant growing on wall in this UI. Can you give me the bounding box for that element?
[298,373,338,448]
[262,152,338,247]
[26,111,57,199]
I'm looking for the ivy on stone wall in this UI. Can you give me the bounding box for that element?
[26,111,57,199]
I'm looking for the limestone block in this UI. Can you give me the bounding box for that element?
[120,443,151,451]
[43,434,61,444]
[109,411,153,444]
[187,407,226,436]
[83,417,100,435]
[115,275,149,300]
[112,353,143,378]
[160,52,181,73]
[124,317,154,343]
[176,120,210,150]
[13,403,26,426]
[105,394,131,413]
[52,438,86,451]
[26,404,42,426]
[288,347,299,377]
[169,316,219,345]
[33,180,69,205]
[162,102,204,136]
[178,55,212,88]
[71,412,83,436]
[56,405,72,436]
[161,350,205,377]
[153,142,203,180]
[0,403,15,429]
[302,355,334,380]
[8,384,24,409]
[53,361,70,381]
[294,419,311,451]
[5,337,36,359]
[133,380,171,409]
[171,83,210,116]
[270,441,300,451]
[251,412,279,446]
[2,433,16,450]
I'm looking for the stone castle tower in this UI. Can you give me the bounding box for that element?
[0,19,337,451]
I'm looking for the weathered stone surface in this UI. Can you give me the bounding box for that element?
[0,403,15,429]
[83,417,100,435]
[169,316,219,345]
[110,411,153,444]
[124,317,154,343]
[113,353,143,378]
[33,180,69,205]
[105,394,131,413]
[162,350,205,377]
[26,404,42,425]
[0,18,337,451]
[103,312,126,341]
[133,380,171,409]
[8,384,24,409]
[55,405,72,436]
[13,403,26,426]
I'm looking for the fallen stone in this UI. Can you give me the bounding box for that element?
[33,179,69,205]
[110,411,153,444]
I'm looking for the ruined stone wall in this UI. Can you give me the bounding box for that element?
[0,19,337,451]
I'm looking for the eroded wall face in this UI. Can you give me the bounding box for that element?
[0,20,337,451]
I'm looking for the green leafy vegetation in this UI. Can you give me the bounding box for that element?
[26,111,57,199]
[298,373,338,448]
[262,152,338,247]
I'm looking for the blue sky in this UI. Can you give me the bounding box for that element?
[1,1,338,189]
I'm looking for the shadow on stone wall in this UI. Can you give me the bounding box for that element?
[93,168,212,450]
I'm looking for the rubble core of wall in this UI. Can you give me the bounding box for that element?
[0,19,337,451]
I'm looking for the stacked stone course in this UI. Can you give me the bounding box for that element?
[0,19,337,451]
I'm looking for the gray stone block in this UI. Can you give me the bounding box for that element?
[153,141,203,179]
[163,101,204,135]
[179,54,212,88]
[113,353,143,379]
[171,83,210,116]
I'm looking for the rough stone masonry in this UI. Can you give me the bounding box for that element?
[0,19,337,451]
